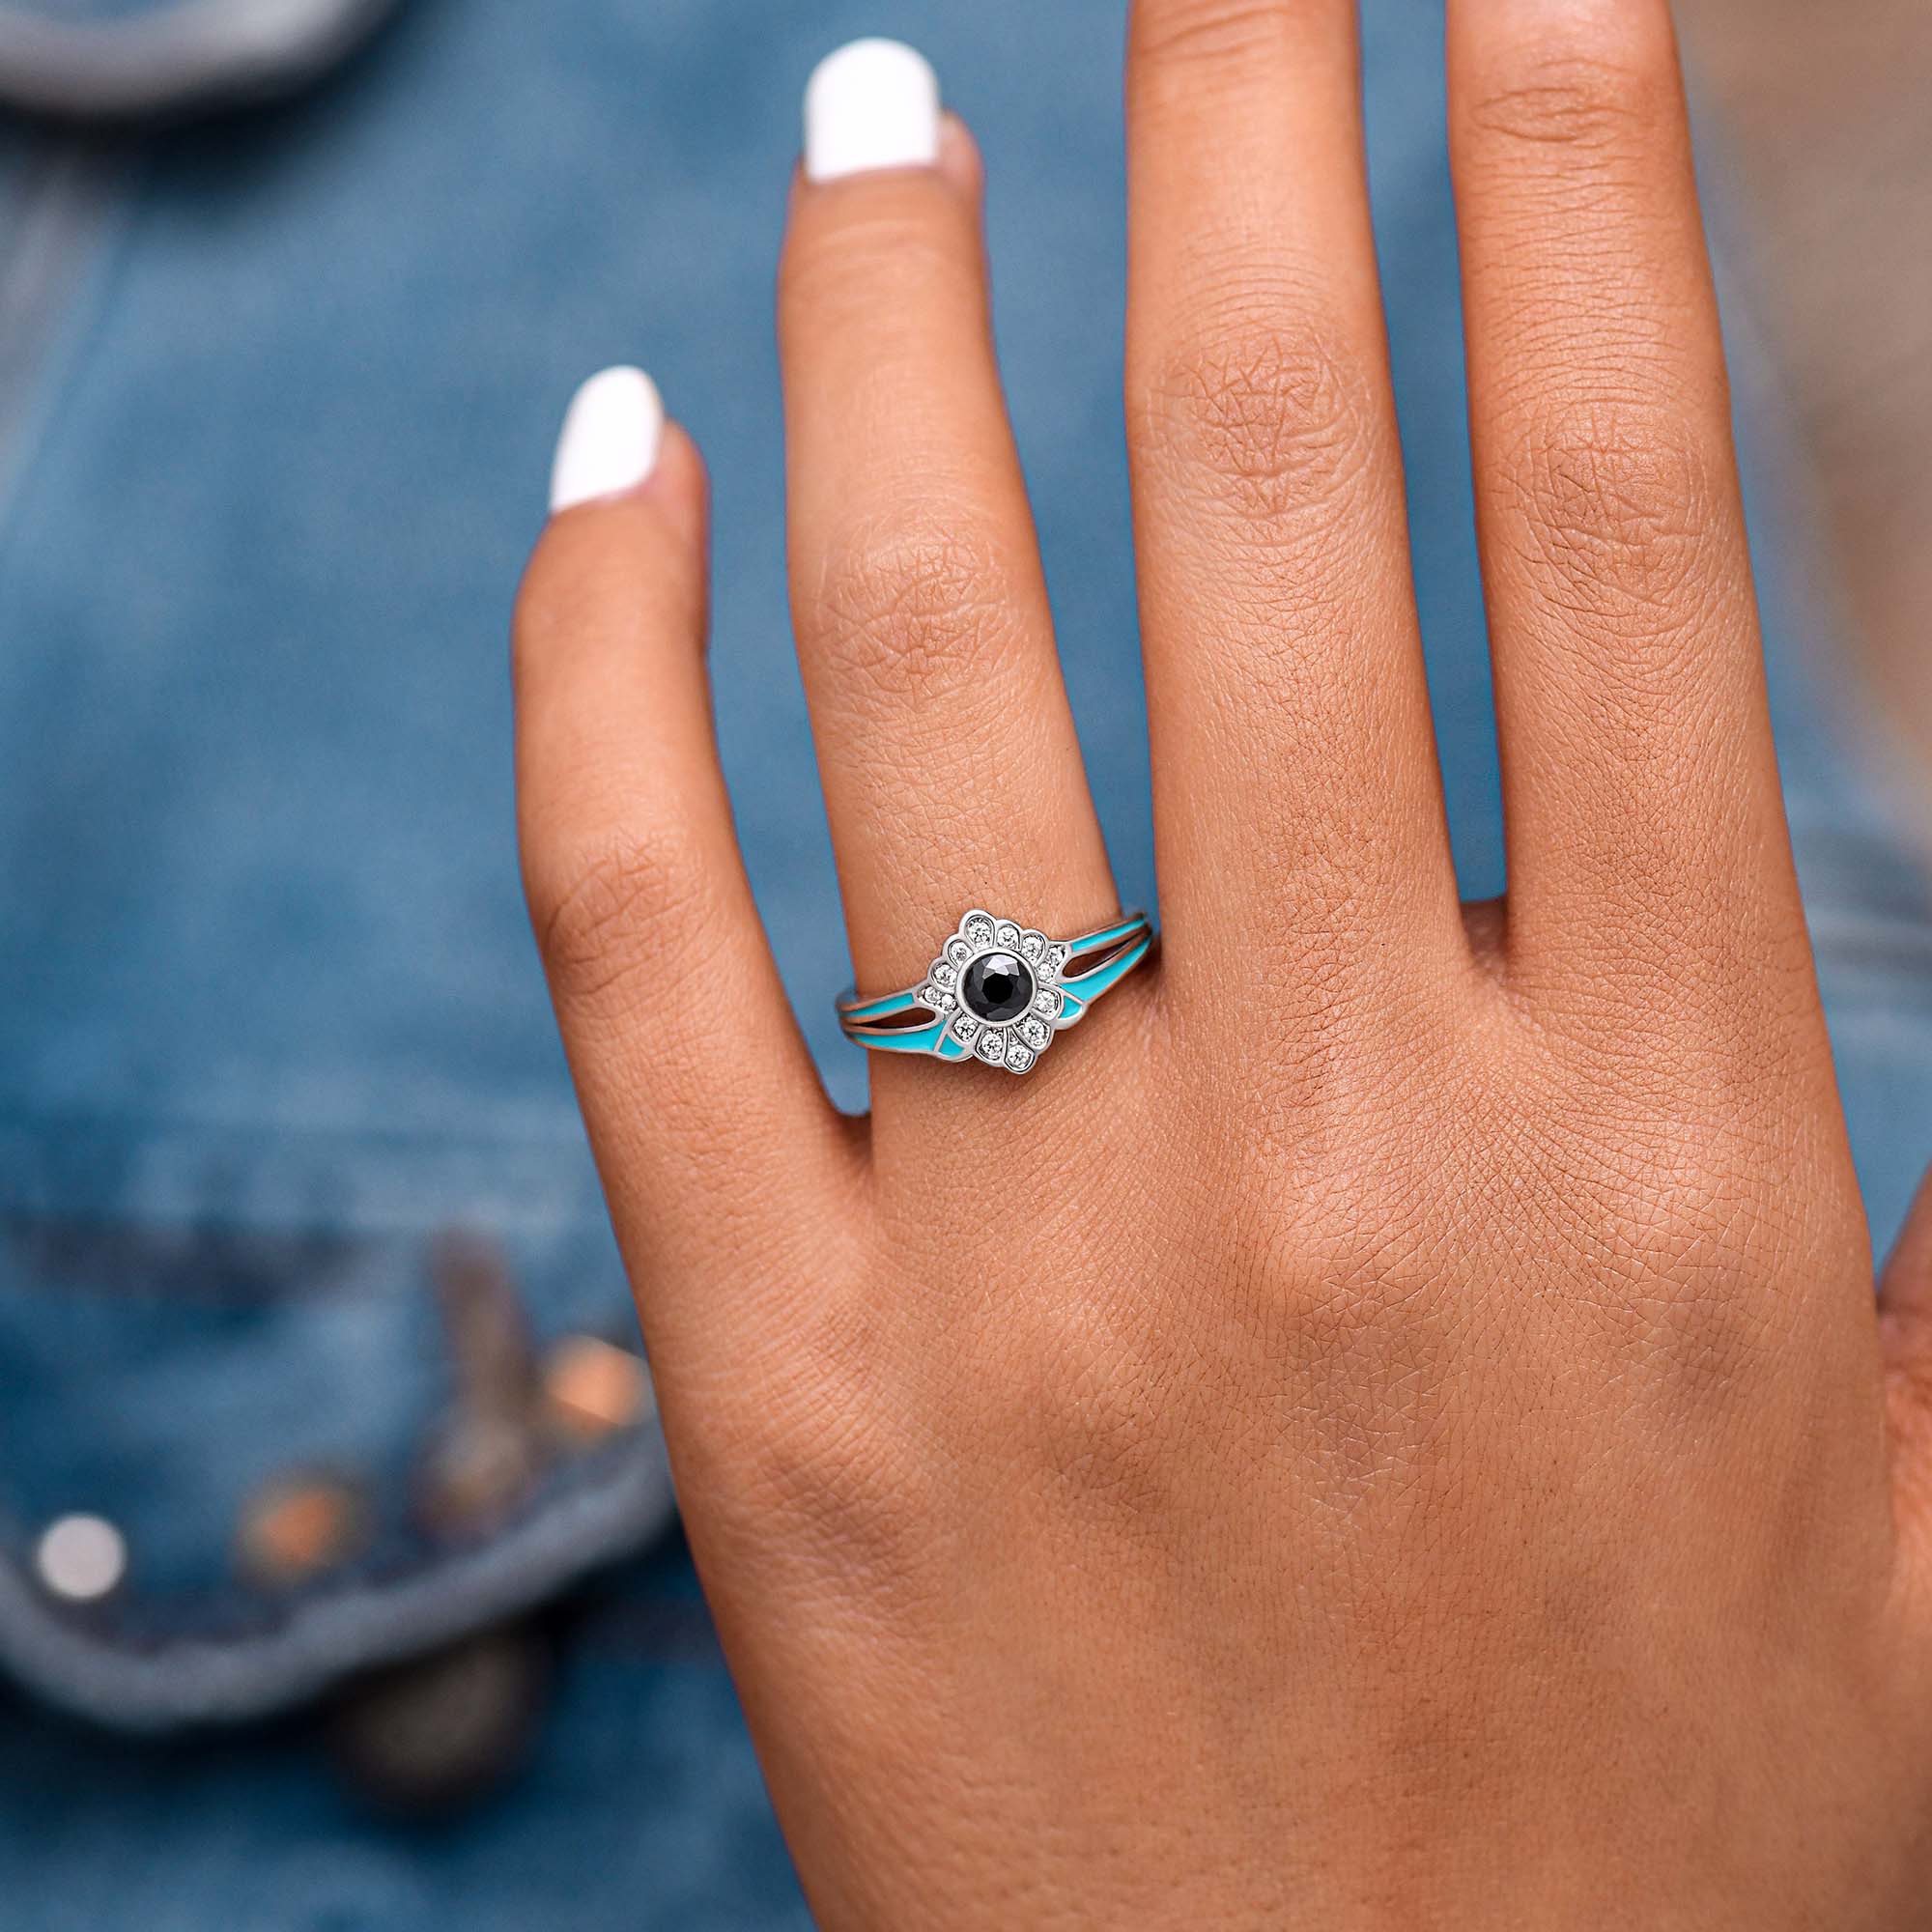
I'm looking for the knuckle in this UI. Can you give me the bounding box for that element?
[781,206,980,333]
[526,820,712,1014]
[1507,1032,1844,1370]
[1143,308,1380,528]
[1581,1128,1782,1354]
[730,1293,934,1588]
[1465,47,1671,158]
[1286,1247,1463,1498]
[995,1298,1182,1523]
[1497,400,1731,635]
[1132,0,1298,72]
[808,516,1030,713]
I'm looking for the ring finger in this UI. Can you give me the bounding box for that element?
[781,43,1119,1120]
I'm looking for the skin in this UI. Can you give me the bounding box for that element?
[513,1,1932,1923]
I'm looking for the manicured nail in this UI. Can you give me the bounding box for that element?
[804,39,941,185]
[549,366,665,514]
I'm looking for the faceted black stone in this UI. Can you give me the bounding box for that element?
[960,951,1035,1024]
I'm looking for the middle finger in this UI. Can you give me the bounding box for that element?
[1126,0,1466,1022]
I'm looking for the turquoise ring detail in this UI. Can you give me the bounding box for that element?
[837,909,1153,1078]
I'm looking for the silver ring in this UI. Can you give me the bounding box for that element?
[838,909,1153,1078]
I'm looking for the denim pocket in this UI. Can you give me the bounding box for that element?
[0,1157,674,1732]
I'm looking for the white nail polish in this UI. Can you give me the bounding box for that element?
[549,366,665,514]
[804,39,941,185]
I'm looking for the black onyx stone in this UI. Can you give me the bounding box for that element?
[960,951,1035,1024]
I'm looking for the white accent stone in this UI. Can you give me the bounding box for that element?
[1020,1016,1049,1050]
[977,1029,1006,1062]
[1005,1042,1035,1073]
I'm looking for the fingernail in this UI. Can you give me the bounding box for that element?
[804,40,942,185]
[549,366,665,514]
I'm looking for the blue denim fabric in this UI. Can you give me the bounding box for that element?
[0,0,1926,1925]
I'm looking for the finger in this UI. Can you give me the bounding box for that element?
[781,43,1119,1062]
[1885,1163,1932,1404]
[517,369,856,1369]
[1125,0,1464,1017]
[1884,1163,1932,1594]
[1448,0,1804,993]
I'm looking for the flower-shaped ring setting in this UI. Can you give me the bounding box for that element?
[837,910,1153,1077]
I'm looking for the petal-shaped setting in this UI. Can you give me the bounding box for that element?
[841,910,1149,1073]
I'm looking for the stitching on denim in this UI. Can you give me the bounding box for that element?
[0,1428,676,1732]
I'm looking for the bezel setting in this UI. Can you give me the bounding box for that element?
[926,912,1067,1077]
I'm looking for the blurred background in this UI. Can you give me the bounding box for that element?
[1685,0,1932,823]
[0,2,1925,1926]
[1683,0,1932,803]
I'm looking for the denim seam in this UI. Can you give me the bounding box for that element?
[0,1426,677,1733]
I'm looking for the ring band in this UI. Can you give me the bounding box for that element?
[838,909,1153,1077]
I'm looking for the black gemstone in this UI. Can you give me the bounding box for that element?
[960,951,1035,1024]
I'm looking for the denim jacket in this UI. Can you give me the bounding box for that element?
[1,2,1925,1925]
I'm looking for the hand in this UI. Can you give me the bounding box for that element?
[513,7,1932,1925]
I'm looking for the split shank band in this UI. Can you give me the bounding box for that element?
[838,909,1153,1078]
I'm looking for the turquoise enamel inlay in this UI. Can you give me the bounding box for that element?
[1070,917,1147,956]
[842,987,926,1025]
[1062,933,1150,1003]
[862,1016,953,1055]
